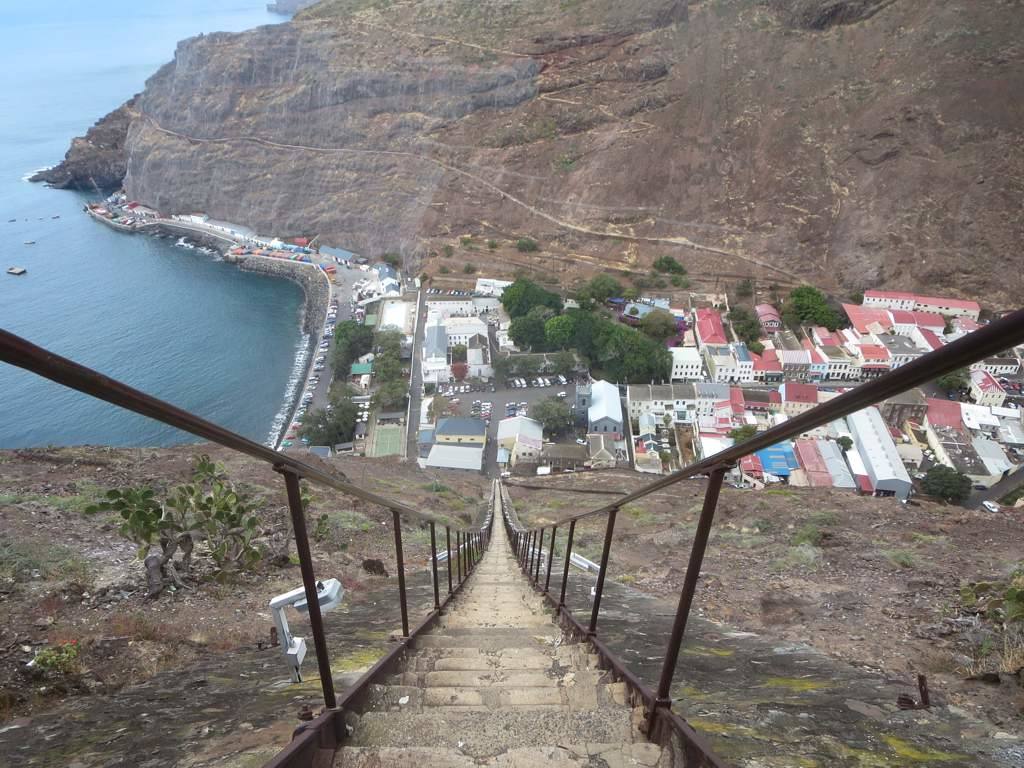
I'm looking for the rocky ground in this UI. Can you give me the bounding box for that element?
[508,471,1024,735]
[0,446,487,723]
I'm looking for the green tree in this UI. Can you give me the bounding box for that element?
[331,320,375,378]
[544,314,577,349]
[728,424,758,443]
[936,368,969,392]
[782,285,843,331]
[510,313,548,350]
[590,322,671,383]
[551,349,578,377]
[492,354,513,381]
[579,274,622,304]
[300,398,359,446]
[531,397,572,436]
[373,380,408,410]
[728,307,763,345]
[381,252,401,268]
[653,256,686,275]
[639,309,678,342]
[837,436,854,453]
[514,355,542,377]
[451,343,468,363]
[516,237,539,252]
[427,395,449,423]
[736,278,754,297]
[921,465,972,503]
[500,278,563,318]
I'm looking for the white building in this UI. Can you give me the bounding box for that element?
[443,316,488,347]
[588,380,623,435]
[670,347,704,381]
[475,278,513,297]
[421,313,450,384]
[970,369,1006,408]
[847,407,912,500]
[627,383,698,425]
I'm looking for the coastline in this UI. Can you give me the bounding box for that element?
[83,203,332,450]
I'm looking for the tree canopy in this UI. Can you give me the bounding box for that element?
[331,320,374,378]
[921,465,972,503]
[639,309,678,342]
[578,274,622,305]
[300,397,359,446]
[728,424,757,443]
[509,312,548,350]
[782,286,844,331]
[652,256,687,275]
[500,278,563,318]
[728,307,763,346]
[544,314,576,350]
[531,397,572,435]
[936,368,969,392]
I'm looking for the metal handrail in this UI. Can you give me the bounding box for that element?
[504,307,1024,767]
[0,327,493,767]
[0,329,462,527]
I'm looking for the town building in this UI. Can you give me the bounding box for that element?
[780,382,819,416]
[703,344,739,383]
[971,356,1021,377]
[588,380,623,436]
[876,333,923,369]
[627,383,698,425]
[732,343,755,382]
[540,444,589,472]
[424,443,483,472]
[442,316,488,347]
[694,308,728,347]
[971,369,1006,408]
[434,417,487,445]
[474,278,513,297]
[669,346,704,381]
[862,290,915,312]
[843,304,894,335]
[847,407,912,499]
[754,304,782,333]
[422,315,450,384]
[877,389,927,429]
[695,382,731,420]
[496,416,544,468]
[587,434,619,469]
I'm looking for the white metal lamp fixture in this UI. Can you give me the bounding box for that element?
[269,578,343,682]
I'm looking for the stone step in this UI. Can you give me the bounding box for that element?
[411,629,563,651]
[344,709,641,759]
[335,743,664,768]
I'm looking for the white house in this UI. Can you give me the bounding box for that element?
[970,369,1006,408]
[588,380,623,435]
[443,316,488,347]
[421,314,450,384]
[670,347,704,381]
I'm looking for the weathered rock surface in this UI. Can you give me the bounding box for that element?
[42,0,1024,301]
[32,98,137,190]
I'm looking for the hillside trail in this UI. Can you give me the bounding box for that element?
[133,112,803,283]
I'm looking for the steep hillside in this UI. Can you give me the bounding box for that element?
[40,0,1024,301]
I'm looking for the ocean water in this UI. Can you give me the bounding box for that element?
[0,2,308,448]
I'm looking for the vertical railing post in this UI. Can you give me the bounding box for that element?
[558,519,576,609]
[278,468,337,709]
[535,528,545,584]
[446,526,453,594]
[651,467,728,723]
[456,531,463,584]
[429,521,440,611]
[544,525,557,593]
[587,507,619,637]
[527,530,536,574]
[391,509,409,637]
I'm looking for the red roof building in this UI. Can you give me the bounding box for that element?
[695,308,728,346]
[916,328,944,351]
[925,398,963,429]
[755,304,782,332]
[794,439,832,487]
[843,304,894,334]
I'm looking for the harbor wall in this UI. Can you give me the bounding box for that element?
[231,254,331,446]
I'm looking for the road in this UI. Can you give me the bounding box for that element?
[967,466,1024,509]
[404,286,427,460]
[304,264,361,416]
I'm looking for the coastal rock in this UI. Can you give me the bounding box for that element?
[32,98,137,191]
[41,0,1024,301]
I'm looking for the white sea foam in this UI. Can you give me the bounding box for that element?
[21,166,53,182]
[265,331,312,448]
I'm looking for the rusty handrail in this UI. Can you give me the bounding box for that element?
[504,307,1024,768]
[0,329,468,529]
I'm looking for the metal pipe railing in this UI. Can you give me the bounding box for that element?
[0,328,492,749]
[503,307,1024,768]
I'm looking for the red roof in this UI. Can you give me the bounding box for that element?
[843,304,894,334]
[812,326,838,345]
[755,304,781,322]
[751,348,783,373]
[794,440,832,487]
[740,453,763,477]
[917,328,944,351]
[926,398,962,429]
[911,311,946,329]
[695,308,728,345]
[800,338,827,364]
[856,474,874,493]
[865,289,915,302]
[860,344,890,361]
[971,369,1004,394]
[784,382,818,404]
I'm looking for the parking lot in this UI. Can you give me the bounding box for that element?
[440,377,580,475]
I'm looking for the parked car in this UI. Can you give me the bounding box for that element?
[982,500,1001,513]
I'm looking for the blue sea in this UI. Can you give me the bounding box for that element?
[0,2,307,448]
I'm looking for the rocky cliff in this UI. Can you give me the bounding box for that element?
[41,0,1024,302]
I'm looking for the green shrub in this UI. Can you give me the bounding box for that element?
[885,549,916,568]
[442,245,454,258]
[516,238,539,253]
[463,263,477,274]
[487,239,498,250]
[439,265,450,274]
[34,641,80,675]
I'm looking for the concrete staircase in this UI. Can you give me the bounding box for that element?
[335,517,664,767]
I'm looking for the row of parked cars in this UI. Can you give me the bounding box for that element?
[508,375,569,389]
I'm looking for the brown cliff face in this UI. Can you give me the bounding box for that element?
[43,0,1024,302]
